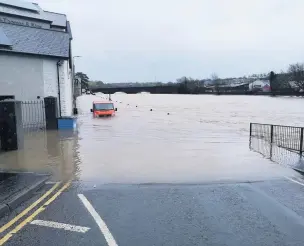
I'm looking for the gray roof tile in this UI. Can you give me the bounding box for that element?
[0,22,70,57]
[0,26,11,45]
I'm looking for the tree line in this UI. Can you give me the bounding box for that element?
[76,62,304,95]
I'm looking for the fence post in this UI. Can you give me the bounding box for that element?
[44,97,58,130]
[300,128,303,156]
[250,123,252,136]
[270,124,274,143]
[0,100,23,151]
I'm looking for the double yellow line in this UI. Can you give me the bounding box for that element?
[0,181,71,245]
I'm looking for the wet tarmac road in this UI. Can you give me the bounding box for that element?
[2,176,304,245]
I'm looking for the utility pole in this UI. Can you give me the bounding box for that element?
[73,56,81,86]
[72,56,81,115]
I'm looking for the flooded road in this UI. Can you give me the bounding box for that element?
[75,94,302,184]
[0,94,303,183]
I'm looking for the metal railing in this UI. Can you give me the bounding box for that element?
[250,123,304,155]
[21,100,46,131]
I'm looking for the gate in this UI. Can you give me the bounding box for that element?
[0,96,15,152]
[21,100,46,131]
[0,98,53,153]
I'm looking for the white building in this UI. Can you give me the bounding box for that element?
[249,80,271,92]
[0,0,74,117]
[288,81,304,92]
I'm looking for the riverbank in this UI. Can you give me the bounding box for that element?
[179,90,304,96]
[89,84,303,96]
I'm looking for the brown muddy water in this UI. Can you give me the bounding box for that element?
[0,94,303,184]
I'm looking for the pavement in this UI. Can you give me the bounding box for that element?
[0,173,49,218]
[1,176,304,245]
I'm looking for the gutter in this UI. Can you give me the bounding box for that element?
[57,60,62,117]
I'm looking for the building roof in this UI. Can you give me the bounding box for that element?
[250,79,270,85]
[0,0,72,58]
[0,1,50,22]
[44,11,67,27]
[0,0,39,12]
[0,22,70,57]
[228,82,249,88]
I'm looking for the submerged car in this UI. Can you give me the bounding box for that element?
[90,101,117,117]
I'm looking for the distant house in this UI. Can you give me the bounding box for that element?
[288,81,304,92]
[249,80,271,92]
[0,0,74,116]
[226,82,249,90]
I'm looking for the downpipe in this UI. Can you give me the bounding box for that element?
[57,60,63,117]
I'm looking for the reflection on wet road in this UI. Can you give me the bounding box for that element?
[1,94,303,183]
[0,130,77,182]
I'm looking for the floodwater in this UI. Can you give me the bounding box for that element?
[0,94,303,183]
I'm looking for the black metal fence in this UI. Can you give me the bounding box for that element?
[250,123,304,155]
[0,97,60,153]
[249,136,304,170]
[21,100,46,131]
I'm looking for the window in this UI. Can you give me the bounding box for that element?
[94,103,114,110]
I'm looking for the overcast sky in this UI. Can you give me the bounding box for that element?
[34,0,304,83]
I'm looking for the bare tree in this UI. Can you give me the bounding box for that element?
[288,63,304,91]
[210,73,221,93]
[210,73,219,81]
[176,76,188,84]
[176,76,189,94]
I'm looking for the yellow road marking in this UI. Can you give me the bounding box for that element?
[0,182,61,233]
[0,181,71,245]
